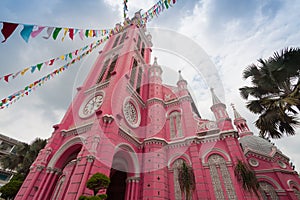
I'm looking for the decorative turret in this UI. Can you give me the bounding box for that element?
[177,70,188,90]
[149,57,163,84]
[210,88,234,131]
[231,104,253,137]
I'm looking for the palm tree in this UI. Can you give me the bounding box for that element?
[239,47,300,138]
[178,162,196,200]
[234,159,260,198]
[0,138,46,176]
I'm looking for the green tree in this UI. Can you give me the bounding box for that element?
[86,172,110,197]
[0,138,46,199]
[0,175,24,200]
[178,162,196,200]
[0,138,46,176]
[239,47,300,138]
[234,159,260,198]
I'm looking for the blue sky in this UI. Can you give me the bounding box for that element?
[0,0,300,171]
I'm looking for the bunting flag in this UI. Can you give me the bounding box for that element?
[141,0,177,24]
[0,36,111,110]
[0,21,114,43]
[1,22,18,43]
[124,0,128,19]
[0,39,105,83]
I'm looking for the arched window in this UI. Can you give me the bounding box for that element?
[259,181,279,200]
[51,175,66,200]
[208,154,237,200]
[169,111,183,139]
[172,159,185,200]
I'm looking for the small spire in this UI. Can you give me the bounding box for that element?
[153,57,158,66]
[178,70,184,81]
[210,88,222,105]
[230,103,242,119]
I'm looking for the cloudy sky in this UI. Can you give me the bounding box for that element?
[0,0,299,171]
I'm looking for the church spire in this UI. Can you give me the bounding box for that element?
[230,104,253,137]
[210,88,234,131]
[210,88,222,105]
[177,70,188,91]
[149,57,163,84]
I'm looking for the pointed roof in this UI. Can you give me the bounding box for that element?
[178,70,184,81]
[210,88,222,105]
[153,57,159,66]
[230,103,242,119]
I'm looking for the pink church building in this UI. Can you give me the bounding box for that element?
[16,12,300,200]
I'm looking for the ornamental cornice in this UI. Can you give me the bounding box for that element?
[85,81,109,95]
[255,168,298,175]
[61,123,93,137]
[244,148,290,162]
[118,126,141,147]
[104,43,124,58]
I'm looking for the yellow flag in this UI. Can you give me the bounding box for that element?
[62,28,69,41]
[21,68,30,75]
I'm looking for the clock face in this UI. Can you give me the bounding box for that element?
[79,93,104,118]
[123,98,141,128]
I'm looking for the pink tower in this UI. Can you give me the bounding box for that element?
[15,11,300,200]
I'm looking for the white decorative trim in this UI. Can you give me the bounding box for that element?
[201,148,231,164]
[78,90,105,119]
[256,175,283,189]
[123,97,141,128]
[114,143,140,175]
[47,136,84,168]
[287,179,300,190]
[167,153,192,169]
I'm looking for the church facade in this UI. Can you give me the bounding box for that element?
[16,12,300,200]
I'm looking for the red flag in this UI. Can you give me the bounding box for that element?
[49,59,55,66]
[1,22,18,43]
[69,28,74,40]
[4,74,12,82]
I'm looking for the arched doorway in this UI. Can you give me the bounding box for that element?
[107,169,127,200]
[106,144,140,200]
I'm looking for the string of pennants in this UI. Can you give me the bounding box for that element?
[0,0,178,109]
[0,21,114,43]
[0,37,110,83]
[0,37,110,109]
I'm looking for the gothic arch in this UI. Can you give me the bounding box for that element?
[256,175,282,190]
[47,136,84,169]
[166,108,182,117]
[168,153,192,169]
[201,148,231,164]
[287,180,300,190]
[113,143,140,175]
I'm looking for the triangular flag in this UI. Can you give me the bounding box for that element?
[21,67,30,75]
[1,22,18,43]
[69,28,74,40]
[36,63,43,71]
[52,27,62,40]
[61,28,68,41]
[49,59,55,65]
[20,24,34,43]
[4,74,12,82]
[43,27,54,39]
[31,26,45,38]
[79,29,84,40]
[12,71,21,79]
[31,66,37,73]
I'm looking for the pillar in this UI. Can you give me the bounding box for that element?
[75,155,94,199]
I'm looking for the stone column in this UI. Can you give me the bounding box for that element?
[75,155,94,199]
[23,165,44,200]
[44,169,61,200]
[36,167,55,200]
